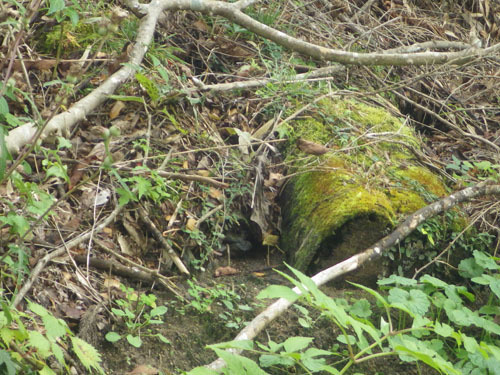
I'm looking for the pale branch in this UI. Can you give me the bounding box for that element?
[207,180,500,371]
[384,40,473,53]
[5,0,499,155]
[11,204,125,309]
[93,237,179,294]
[5,2,161,155]
[190,65,345,93]
[158,0,500,66]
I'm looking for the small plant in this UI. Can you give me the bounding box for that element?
[181,279,253,330]
[0,299,103,374]
[105,284,169,348]
[188,261,500,375]
[446,156,500,183]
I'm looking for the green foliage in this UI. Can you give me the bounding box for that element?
[47,0,81,25]
[105,284,169,348]
[189,260,500,375]
[0,299,103,374]
[41,137,72,183]
[446,156,499,183]
[386,208,495,277]
[180,279,253,330]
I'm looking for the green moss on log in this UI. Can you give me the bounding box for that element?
[280,98,450,277]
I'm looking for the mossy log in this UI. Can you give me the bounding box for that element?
[280,98,448,283]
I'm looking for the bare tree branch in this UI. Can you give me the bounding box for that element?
[5,0,498,155]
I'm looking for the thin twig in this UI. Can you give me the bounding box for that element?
[12,204,125,308]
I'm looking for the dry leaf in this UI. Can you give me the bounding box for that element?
[252,272,265,277]
[209,187,223,200]
[109,101,126,120]
[214,266,239,277]
[193,19,209,32]
[126,364,159,375]
[186,218,197,231]
[60,305,84,320]
[104,278,122,289]
[297,138,330,155]
[103,227,113,236]
[262,232,279,247]
[197,170,211,177]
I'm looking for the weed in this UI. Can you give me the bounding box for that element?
[0,298,103,374]
[188,260,500,375]
[446,156,500,183]
[105,284,170,348]
[181,279,253,330]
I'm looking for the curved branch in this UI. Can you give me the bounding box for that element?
[5,0,498,155]
[207,180,500,370]
[160,0,500,66]
[5,1,162,155]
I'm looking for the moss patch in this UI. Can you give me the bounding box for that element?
[280,98,450,278]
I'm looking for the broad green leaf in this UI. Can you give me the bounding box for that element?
[56,136,72,149]
[473,250,499,270]
[0,304,12,325]
[434,322,454,337]
[388,288,429,316]
[42,315,67,339]
[0,349,17,375]
[187,367,219,375]
[0,97,8,115]
[28,331,51,358]
[48,0,65,15]
[150,305,168,317]
[28,302,49,317]
[212,348,268,375]
[395,345,459,374]
[111,308,127,317]
[0,214,30,237]
[378,275,417,286]
[302,348,328,372]
[420,274,449,288]
[50,341,65,365]
[462,334,479,353]
[257,285,299,302]
[259,354,294,367]
[63,7,79,25]
[283,336,313,353]
[127,334,142,348]
[105,332,121,342]
[485,276,500,301]
[156,333,170,344]
[337,335,356,345]
[209,339,254,351]
[71,336,104,373]
[39,366,57,375]
[458,257,484,278]
[349,299,372,318]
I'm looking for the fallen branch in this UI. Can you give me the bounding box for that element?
[93,238,181,296]
[72,254,180,296]
[6,0,500,155]
[5,1,162,155]
[207,180,500,370]
[137,205,190,275]
[12,204,124,309]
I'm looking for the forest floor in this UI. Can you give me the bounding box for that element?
[1,0,499,373]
